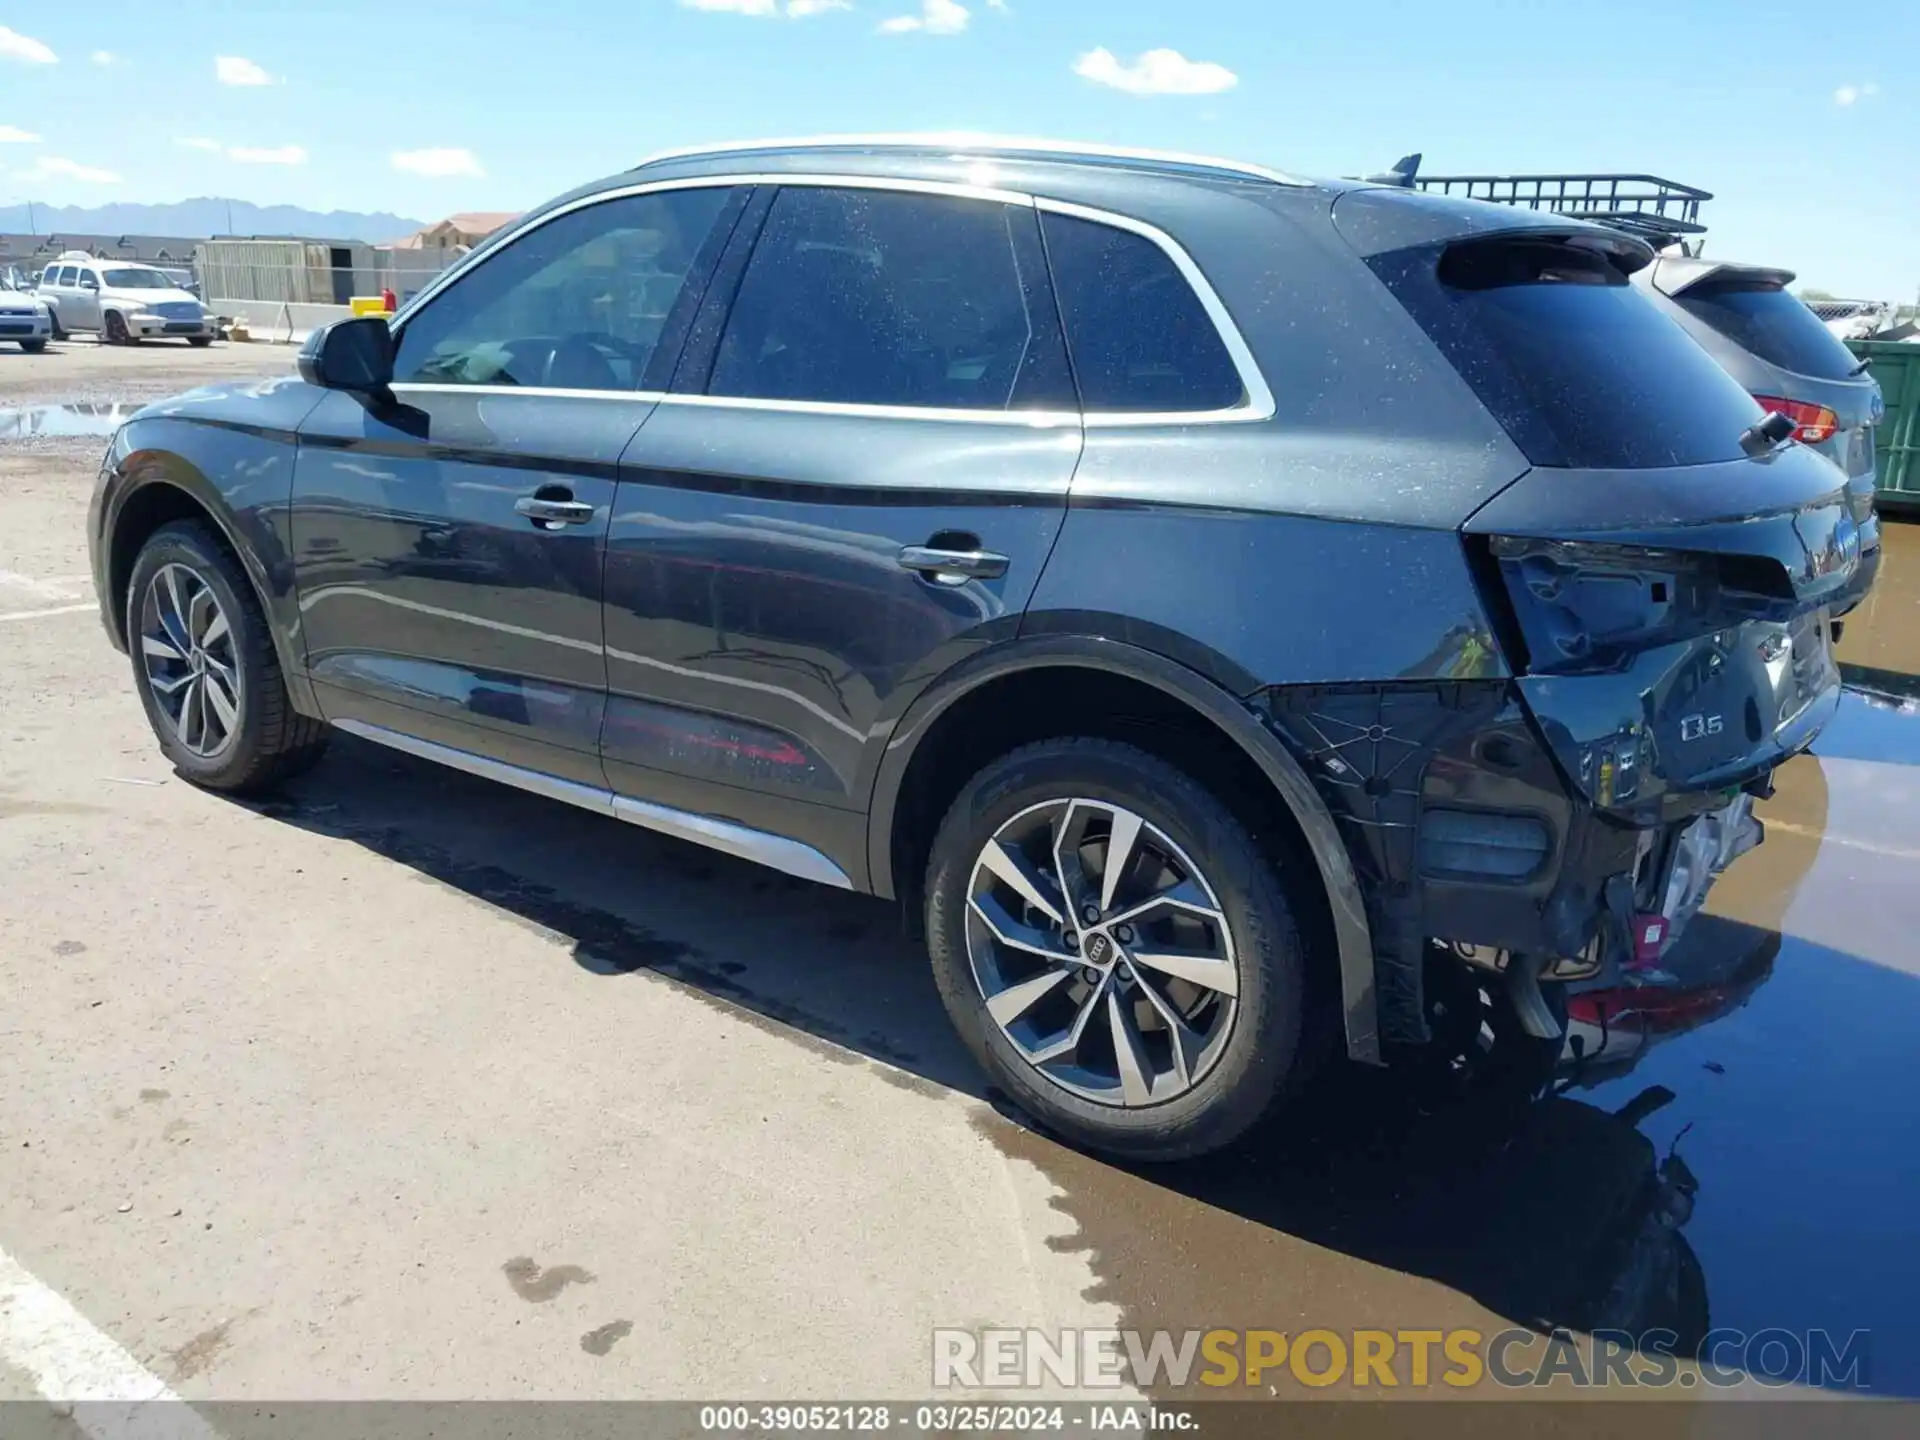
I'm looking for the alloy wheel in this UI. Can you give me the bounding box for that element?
[964,798,1240,1107]
[139,563,242,758]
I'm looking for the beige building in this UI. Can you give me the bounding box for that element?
[388,211,521,256]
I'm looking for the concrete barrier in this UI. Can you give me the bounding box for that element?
[207,299,355,344]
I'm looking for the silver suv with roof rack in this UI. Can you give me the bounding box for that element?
[35,252,214,346]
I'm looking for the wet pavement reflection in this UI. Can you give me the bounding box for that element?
[0,401,138,440]
[981,518,1920,1397]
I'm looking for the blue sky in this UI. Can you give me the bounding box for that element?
[2,0,1914,297]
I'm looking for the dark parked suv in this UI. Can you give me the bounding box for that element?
[89,137,1870,1159]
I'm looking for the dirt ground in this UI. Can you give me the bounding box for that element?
[2,340,1916,1414]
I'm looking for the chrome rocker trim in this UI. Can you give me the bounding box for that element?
[333,719,854,890]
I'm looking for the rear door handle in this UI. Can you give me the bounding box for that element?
[897,545,1010,584]
[515,495,597,529]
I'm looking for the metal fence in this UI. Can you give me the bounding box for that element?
[4,250,459,309]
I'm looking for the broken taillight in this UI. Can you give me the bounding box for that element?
[1752,395,1839,446]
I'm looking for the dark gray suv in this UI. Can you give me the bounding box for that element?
[88,137,1870,1159]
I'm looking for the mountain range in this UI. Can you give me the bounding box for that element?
[0,198,429,245]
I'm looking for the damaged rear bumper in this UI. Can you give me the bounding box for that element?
[1258,677,1798,1052]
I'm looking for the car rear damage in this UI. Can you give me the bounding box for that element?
[1268,186,1869,1058]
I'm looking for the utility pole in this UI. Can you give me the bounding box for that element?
[25,200,35,236]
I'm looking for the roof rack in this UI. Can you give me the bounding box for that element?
[631,133,1312,188]
[1409,171,1712,248]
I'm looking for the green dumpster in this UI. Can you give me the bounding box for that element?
[1849,339,1920,507]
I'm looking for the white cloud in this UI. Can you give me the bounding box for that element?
[0,25,58,63]
[177,136,225,151]
[1834,84,1859,106]
[1073,47,1238,96]
[392,146,486,178]
[879,0,969,34]
[229,144,307,165]
[0,124,43,143]
[24,156,122,183]
[785,0,850,13]
[986,0,1007,8]
[91,50,121,66]
[215,54,273,86]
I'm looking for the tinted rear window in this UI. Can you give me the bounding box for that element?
[1041,212,1244,413]
[1674,281,1861,380]
[1372,238,1763,469]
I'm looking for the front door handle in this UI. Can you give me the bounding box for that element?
[897,545,1010,585]
[515,494,596,529]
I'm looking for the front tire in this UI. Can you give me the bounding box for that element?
[126,521,329,793]
[925,738,1314,1161]
[187,335,213,348]
[104,310,133,345]
[19,338,46,353]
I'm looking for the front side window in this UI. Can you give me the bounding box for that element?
[1040,212,1245,413]
[393,186,734,392]
[708,186,1049,411]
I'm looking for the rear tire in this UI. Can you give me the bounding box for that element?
[125,520,329,793]
[47,312,67,341]
[925,737,1316,1161]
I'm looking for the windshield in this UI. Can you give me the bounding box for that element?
[1674,281,1863,381]
[102,267,180,290]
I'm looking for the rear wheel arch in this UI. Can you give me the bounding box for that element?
[870,638,1380,1063]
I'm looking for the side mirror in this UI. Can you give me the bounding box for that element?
[297,316,396,395]
[80,275,99,291]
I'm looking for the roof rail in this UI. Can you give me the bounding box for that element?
[631,132,1312,188]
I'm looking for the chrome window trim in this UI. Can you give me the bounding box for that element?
[654,393,1081,429]
[1033,196,1277,427]
[383,382,1079,429]
[333,717,854,890]
[390,173,1276,429]
[390,172,1029,328]
[389,382,668,403]
[629,132,1313,189]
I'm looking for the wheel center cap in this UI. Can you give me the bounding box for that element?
[189,649,205,674]
[1082,931,1115,967]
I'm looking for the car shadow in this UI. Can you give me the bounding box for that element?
[232,734,1911,1387]
[240,731,987,1090]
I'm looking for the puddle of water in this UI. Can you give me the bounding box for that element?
[978,594,1920,1397]
[1838,515,1920,679]
[0,402,138,441]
